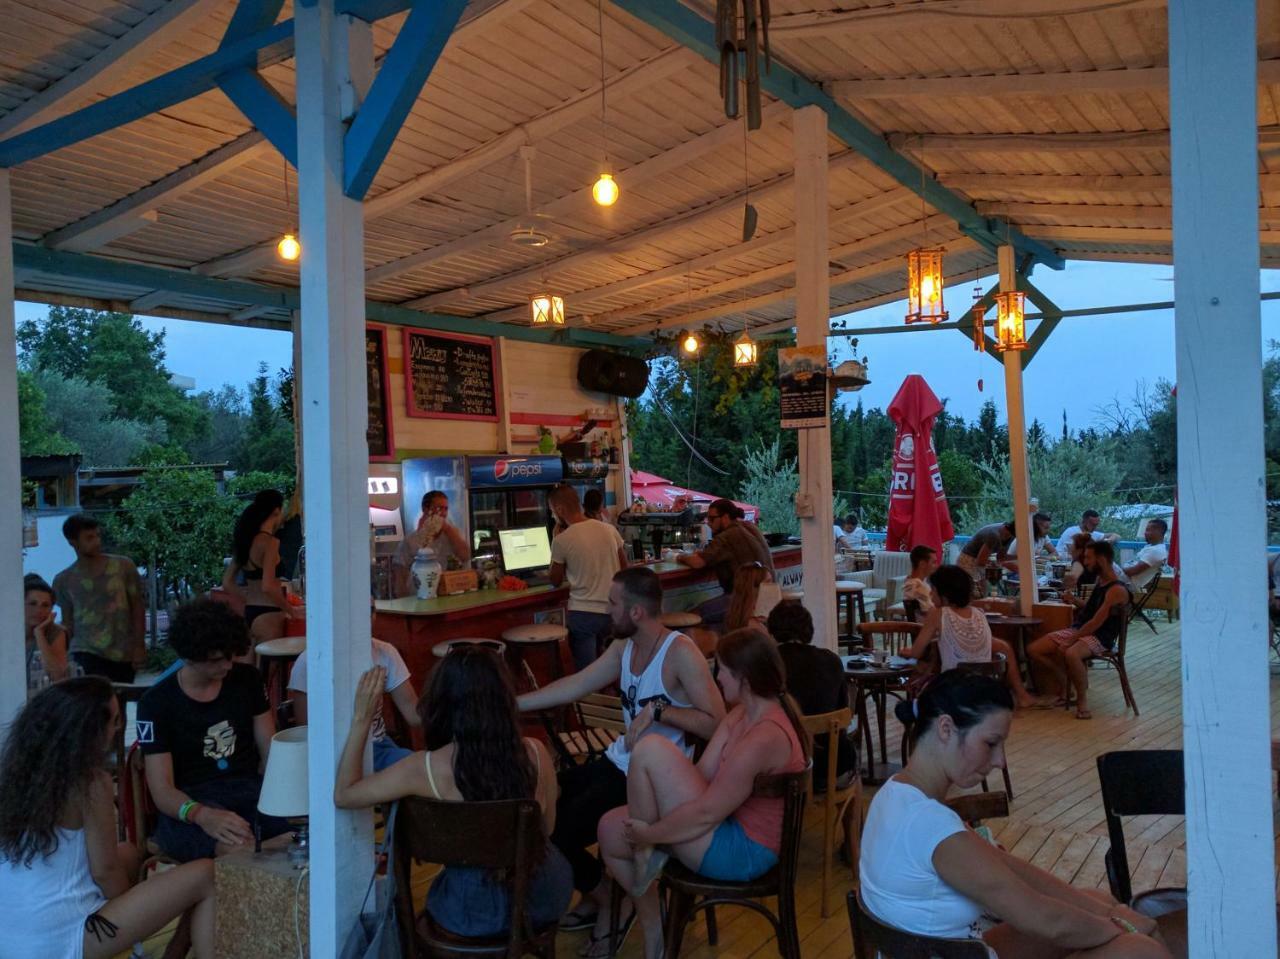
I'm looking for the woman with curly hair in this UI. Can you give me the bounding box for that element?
[0,677,216,958]
[221,488,300,641]
[335,644,572,937]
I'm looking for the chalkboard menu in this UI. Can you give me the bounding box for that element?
[366,326,395,460]
[402,329,500,422]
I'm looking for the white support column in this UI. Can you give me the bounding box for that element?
[0,171,22,728]
[999,246,1035,616]
[294,4,373,954]
[1170,1,1277,955]
[793,105,837,651]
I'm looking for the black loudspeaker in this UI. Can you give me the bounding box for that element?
[577,350,650,398]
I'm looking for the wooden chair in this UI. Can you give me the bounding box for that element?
[111,683,149,840]
[556,693,625,765]
[1088,612,1139,716]
[954,656,1016,799]
[659,767,809,959]
[847,889,994,959]
[800,709,860,918]
[1096,750,1186,918]
[1127,574,1162,634]
[393,795,557,959]
[903,598,923,624]
[945,791,1010,827]
[855,620,921,656]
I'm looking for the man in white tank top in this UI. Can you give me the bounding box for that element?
[519,568,725,947]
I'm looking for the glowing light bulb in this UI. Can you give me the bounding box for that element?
[682,333,700,355]
[592,172,619,207]
[277,233,301,262]
[920,273,937,302]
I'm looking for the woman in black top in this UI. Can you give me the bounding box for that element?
[221,489,300,641]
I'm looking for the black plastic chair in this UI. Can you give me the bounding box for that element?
[847,889,992,959]
[658,767,809,959]
[1095,750,1186,918]
[393,796,557,959]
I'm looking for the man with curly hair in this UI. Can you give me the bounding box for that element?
[136,599,292,861]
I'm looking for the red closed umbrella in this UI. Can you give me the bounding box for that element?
[886,374,955,555]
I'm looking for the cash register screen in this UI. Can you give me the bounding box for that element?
[498,526,552,573]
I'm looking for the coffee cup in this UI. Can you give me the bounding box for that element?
[870,648,888,665]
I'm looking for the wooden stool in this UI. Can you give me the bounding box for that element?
[431,638,506,659]
[781,590,803,603]
[835,583,867,646]
[660,611,703,631]
[501,623,569,689]
[255,636,305,714]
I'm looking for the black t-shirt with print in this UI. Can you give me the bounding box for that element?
[136,663,269,789]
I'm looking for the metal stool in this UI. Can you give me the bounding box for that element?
[660,611,703,631]
[255,635,306,714]
[835,582,868,647]
[431,638,506,659]
[500,623,569,689]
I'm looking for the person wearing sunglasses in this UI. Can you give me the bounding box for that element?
[676,499,773,629]
[518,567,724,957]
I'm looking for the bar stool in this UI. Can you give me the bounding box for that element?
[780,590,803,604]
[431,638,506,659]
[660,611,703,631]
[835,582,868,647]
[501,623,569,689]
[255,635,305,714]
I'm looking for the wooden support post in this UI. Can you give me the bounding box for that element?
[0,171,22,727]
[294,3,373,953]
[999,246,1035,615]
[793,105,837,651]
[1170,1,1277,954]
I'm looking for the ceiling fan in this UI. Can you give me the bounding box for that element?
[508,145,594,251]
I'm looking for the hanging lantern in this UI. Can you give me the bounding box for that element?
[681,331,700,355]
[733,331,757,367]
[530,292,565,326]
[592,172,619,207]
[905,248,948,324]
[971,302,987,352]
[277,233,301,262]
[994,290,1027,352]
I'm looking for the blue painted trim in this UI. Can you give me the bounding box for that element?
[11,244,654,352]
[335,0,413,21]
[222,0,287,42]
[0,22,294,168]
[608,0,1064,271]
[1019,278,1062,370]
[343,0,468,199]
[218,69,298,168]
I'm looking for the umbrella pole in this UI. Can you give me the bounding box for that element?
[999,246,1037,617]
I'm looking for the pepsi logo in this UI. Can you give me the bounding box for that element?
[492,459,543,481]
[495,459,511,480]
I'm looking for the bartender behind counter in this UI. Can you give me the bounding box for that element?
[392,489,471,598]
[676,498,773,628]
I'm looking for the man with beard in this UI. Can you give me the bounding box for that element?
[518,567,724,956]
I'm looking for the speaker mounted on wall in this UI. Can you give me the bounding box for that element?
[577,350,650,399]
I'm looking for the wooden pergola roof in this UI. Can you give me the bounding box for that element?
[2,0,1278,341]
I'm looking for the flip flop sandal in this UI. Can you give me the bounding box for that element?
[577,907,636,959]
[559,903,599,932]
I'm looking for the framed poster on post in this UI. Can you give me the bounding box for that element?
[402,329,501,422]
[778,345,829,429]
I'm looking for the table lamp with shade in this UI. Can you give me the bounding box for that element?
[258,726,309,868]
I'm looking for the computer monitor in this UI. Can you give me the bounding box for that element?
[498,526,552,573]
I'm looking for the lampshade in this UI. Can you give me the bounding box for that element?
[905,247,948,324]
[530,292,565,326]
[733,331,757,366]
[258,726,308,818]
[994,290,1028,352]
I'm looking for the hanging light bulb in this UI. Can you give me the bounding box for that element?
[277,233,301,262]
[733,331,757,367]
[905,248,948,324]
[994,290,1028,352]
[681,331,700,355]
[592,172,619,207]
[530,292,565,326]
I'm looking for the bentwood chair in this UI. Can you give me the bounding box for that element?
[848,890,994,959]
[659,767,810,959]
[800,709,860,918]
[1096,750,1187,919]
[855,620,921,656]
[394,796,557,959]
[1089,613,1140,716]
[955,656,1016,799]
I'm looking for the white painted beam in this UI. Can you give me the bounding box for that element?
[0,171,21,728]
[365,101,791,286]
[407,150,866,311]
[43,132,270,250]
[294,2,373,953]
[194,243,284,277]
[828,60,1280,99]
[769,0,1161,37]
[230,303,274,322]
[0,0,225,137]
[48,210,158,253]
[128,290,169,313]
[793,105,837,652]
[1170,0,1277,954]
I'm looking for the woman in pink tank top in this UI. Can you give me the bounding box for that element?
[597,627,810,959]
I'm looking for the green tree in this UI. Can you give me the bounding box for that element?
[17,370,76,456]
[236,364,296,476]
[739,438,800,536]
[34,368,168,466]
[187,385,247,465]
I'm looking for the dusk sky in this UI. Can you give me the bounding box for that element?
[14,260,1280,431]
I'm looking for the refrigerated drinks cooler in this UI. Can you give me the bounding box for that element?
[466,454,563,555]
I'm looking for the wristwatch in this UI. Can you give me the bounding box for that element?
[652,701,665,724]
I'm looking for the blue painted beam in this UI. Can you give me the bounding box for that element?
[343,0,468,199]
[222,0,287,42]
[0,22,294,168]
[11,244,654,352]
[335,0,412,21]
[608,0,1064,271]
[1020,277,1063,369]
[218,69,298,167]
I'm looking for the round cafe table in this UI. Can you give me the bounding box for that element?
[985,614,1042,687]
[845,660,912,784]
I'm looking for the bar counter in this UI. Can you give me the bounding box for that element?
[375,545,801,686]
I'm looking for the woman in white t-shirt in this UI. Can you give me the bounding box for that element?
[860,672,1168,958]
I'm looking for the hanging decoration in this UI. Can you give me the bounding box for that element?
[530,292,565,326]
[733,330,757,367]
[970,280,986,352]
[592,0,620,207]
[716,0,771,129]
[994,290,1027,352]
[905,248,947,324]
